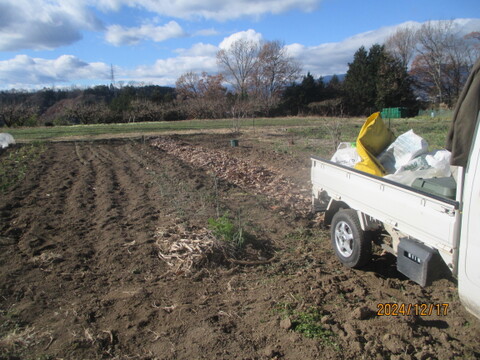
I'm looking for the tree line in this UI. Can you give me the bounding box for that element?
[1,20,478,127]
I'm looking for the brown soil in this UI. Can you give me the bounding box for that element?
[1,133,479,360]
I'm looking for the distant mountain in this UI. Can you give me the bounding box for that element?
[322,74,346,83]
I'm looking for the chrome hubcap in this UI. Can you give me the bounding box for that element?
[334,221,354,257]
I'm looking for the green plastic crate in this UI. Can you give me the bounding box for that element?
[381,107,408,119]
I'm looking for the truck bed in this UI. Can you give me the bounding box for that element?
[311,156,460,270]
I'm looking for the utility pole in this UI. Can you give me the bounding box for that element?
[110,64,116,87]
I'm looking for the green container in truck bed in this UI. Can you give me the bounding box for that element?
[411,176,457,200]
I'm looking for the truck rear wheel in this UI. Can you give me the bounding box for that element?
[331,209,371,268]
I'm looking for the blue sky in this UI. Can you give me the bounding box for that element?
[0,0,478,89]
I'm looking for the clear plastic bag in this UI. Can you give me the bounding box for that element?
[378,130,429,174]
[331,142,361,168]
[0,133,15,149]
[384,150,452,186]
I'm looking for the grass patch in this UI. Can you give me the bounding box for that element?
[208,213,246,249]
[293,308,334,340]
[389,117,451,150]
[285,116,451,158]
[273,303,338,347]
[2,117,338,142]
[0,143,45,193]
[3,116,451,154]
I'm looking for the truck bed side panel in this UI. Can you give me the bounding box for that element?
[311,157,459,265]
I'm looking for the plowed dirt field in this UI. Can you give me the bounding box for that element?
[1,133,479,360]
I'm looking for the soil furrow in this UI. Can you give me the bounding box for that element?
[1,138,479,360]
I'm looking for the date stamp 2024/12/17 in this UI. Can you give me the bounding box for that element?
[377,303,450,316]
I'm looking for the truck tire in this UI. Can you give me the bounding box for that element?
[331,209,371,269]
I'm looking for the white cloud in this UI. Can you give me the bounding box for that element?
[0,0,102,51]
[284,24,406,76]
[0,31,222,88]
[1,19,479,89]
[94,0,321,21]
[287,18,480,77]
[219,29,263,49]
[174,43,219,57]
[128,54,218,85]
[0,55,109,87]
[121,30,264,85]
[0,47,217,88]
[105,21,186,46]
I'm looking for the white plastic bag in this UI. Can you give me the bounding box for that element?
[384,150,452,186]
[331,142,361,168]
[0,133,15,149]
[378,130,429,174]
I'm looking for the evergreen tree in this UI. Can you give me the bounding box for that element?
[325,74,343,99]
[298,72,318,106]
[366,44,385,111]
[344,44,417,115]
[281,72,317,115]
[344,46,371,115]
[376,55,417,113]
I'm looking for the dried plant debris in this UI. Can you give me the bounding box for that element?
[155,223,225,276]
[0,326,52,352]
[156,221,275,276]
[150,137,310,216]
[30,251,64,267]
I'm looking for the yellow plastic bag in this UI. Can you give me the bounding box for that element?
[354,112,395,176]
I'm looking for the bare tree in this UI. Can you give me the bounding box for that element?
[385,25,417,68]
[385,21,479,106]
[411,20,479,106]
[0,103,38,127]
[253,40,302,115]
[414,20,455,104]
[443,35,476,102]
[175,71,227,119]
[65,102,104,124]
[216,39,260,97]
[463,32,480,69]
[216,39,301,118]
[176,71,202,100]
[124,99,161,122]
[198,73,228,118]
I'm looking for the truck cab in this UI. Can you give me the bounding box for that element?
[457,112,480,319]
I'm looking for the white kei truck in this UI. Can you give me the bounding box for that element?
[311,61,480,320]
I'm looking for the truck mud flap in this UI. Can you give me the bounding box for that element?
[397,238,447,287]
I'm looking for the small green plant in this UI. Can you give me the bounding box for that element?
[208,213,246,249]
[293,308,330,339]
[293,308,339,349]
[273,303,337,347]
